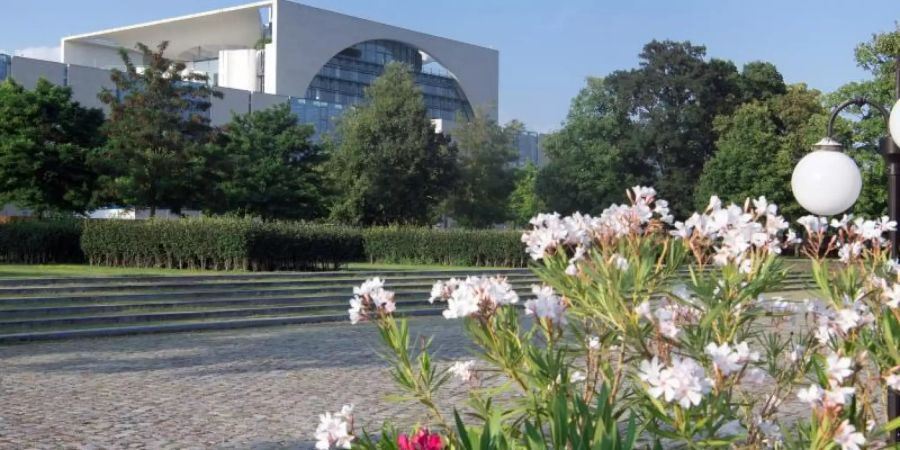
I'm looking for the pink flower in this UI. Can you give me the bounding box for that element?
[398,428,443,450]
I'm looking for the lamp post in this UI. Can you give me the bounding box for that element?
[790,56,900,442]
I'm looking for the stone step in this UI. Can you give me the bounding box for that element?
[0,308,446,343]
[0,268,533,287]
[0,281,541,307]
[0,273,542,296]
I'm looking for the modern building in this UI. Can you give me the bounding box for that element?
[515,130,546,167]
[0,1,497,139]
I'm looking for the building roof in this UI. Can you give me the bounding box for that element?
[62,1,271,61]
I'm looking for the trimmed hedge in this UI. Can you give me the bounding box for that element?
[362,227,527,267]
[0,219,85,264]
[81,218,363,271]
[8,219,527,271]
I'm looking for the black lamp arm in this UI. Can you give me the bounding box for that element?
[826,97,892,139]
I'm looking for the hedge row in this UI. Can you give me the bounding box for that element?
[362,227,527,267]
[1,219,528,270]
[0,219,85,264]
[81,219,363,271]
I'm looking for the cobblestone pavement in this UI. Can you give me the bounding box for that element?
[0,312,819,449]
[0,317,472,449]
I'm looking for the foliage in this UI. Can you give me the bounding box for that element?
[826,24,900,218]
[0,219,84,264]
[445,114,519,227]
[509,163,544,226]
[0,79,104,215]
[696,84,827,220]
[329,62,458,226]
[212,103,328,220]
[95,41,223,217]
[318,186,900,450]
[538,41,782,217]
[81,218,363,271]
[362,227,527,267]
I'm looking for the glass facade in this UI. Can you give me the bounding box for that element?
[0,54,10,81]
[293,40,473,139]
[515,131,546,167]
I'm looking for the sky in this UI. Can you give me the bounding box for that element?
[1,0,897,132]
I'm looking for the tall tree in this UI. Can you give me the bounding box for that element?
[446,114,519,228]
[329,62,458,226]
[95,41,222,216]
[509,162,545,226]
[214,103,328,220]
[604,40,747,216]
[695,84,827,219]
[0,78,104,215]
[826,25,900,217]
[536,77,644,215]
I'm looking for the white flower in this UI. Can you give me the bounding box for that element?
[833,421,865,450]
[825,352,854,384]
[885,374,900,391]
[442,284,480,319]
[449,360,476,383]
[733,341,760,364]
[798,215,828,233]
[635,301,652,319]
[611,253,629,271]
[883,283,900,308]
[706,342,741,376]
[789,345,804,363]
[429,278,460,303]
[348,297,363,325]
[338,404,353,418]
[524,285,566,324]
[797,385,823,406]
[640,357,711,409]
[315,409,354,449]
[441,276,518,319]
[824,386,855,407]
[570,371,586,383]
[348,278,396,323]
[588,336,600,350]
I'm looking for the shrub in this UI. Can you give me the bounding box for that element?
[0,219,85,263]
[81,218,363,271]
[362,227,527,267]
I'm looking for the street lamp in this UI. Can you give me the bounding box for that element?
[790,59,900,442]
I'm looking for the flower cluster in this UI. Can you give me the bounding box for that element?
[705,341,761,377]
[524,284,567,325]
[397,428,444,450]
[797,352,856,412]
[448,360,477,383]
[315,404,354,449]
[348,278,396,324]
[521,186,671,274]
[672,196,792,272]
[796,214,897,262]
[638,356,713,408]
[429,275,519,319]
[805,296,874,345]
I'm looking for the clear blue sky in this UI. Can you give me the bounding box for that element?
[1,0,897,132]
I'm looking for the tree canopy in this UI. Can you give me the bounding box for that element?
[328,62,458,226]
[0,78,104,215]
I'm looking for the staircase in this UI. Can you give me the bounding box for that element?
[0,268,816,343]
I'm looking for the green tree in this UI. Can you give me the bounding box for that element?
[826,24,900,217]
[214,103,328,220]
[536,77,644,215]
[95,41,222,216]
[509,162,545,226]
[329,62,458,226]
[695,84,826,219]
[0,78,104,215]
[446,114,519,227]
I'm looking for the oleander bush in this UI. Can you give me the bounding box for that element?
[362,227,526,267]
[0,219,84,263]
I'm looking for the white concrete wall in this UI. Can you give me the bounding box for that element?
[210,86,250,126]
[218,49,259,92]
[250,91,288,112]
[62,41,138,70]
[10,56,66,89]
[272,0,499,120]
[66,64,114,111]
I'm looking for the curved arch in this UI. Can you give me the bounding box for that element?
[303,38,473,121]
[271,0,498,120]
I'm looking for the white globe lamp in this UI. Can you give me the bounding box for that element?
[791,137,862,216]
[891,99,900,147]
